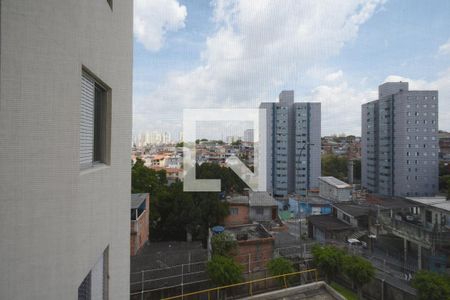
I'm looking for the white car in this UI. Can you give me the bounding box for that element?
[347,238,367,248]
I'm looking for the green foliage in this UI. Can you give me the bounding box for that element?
[322,154,347,181]
[132,160,230,241]
[211,232,238,256]
[330,282,358,300]
[196,163,248,193]
[311,245,345,283]
[176,142,184,147]
[151,181,229,241]
[132,158,167,195]
[412,270,450,300]
[207,256,243,286]
[267,257,295,281]
[343,255,375,299]
[231,139,242,146]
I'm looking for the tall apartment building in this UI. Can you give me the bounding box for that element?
[362,82,439,197]
[0,1,132,299]
[260,91,321,197]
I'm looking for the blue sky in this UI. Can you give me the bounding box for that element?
[133,0,450,139]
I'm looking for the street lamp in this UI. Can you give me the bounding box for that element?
[297,142,314,255]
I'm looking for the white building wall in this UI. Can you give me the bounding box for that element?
[0,1,132,299]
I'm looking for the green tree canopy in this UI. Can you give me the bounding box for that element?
[131,158,167,195]
[311,245,345,283]
[343,255,375,299]
[412,270,450,300]
[267,257,295,284]
[207,256,243,286]
[211,232,238,257]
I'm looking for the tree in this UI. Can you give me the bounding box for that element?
[211,232,237,256]
[207,256,243,286]
[343,255,375,300]
[412,270,450,300]
[131,158,167,195]
[311,245,344,283]
[322,154,348,181]
[267,257,295,284]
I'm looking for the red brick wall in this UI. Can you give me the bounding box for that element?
[224,204,249,226]
[233,238,274,273]
[131,194,150,256]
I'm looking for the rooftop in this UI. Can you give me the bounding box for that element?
[318,177,351,189]
[406,196,450,212]
[308,215,354,231]
[224,224,272,241]
[332,203,371,217]
[131,193,148,209]
[366,195,416,209]
[249,191,278,207]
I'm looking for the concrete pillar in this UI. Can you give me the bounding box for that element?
[418,245,422,270]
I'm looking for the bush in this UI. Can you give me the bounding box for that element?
[267,257,295,284]
[211,232,238,256]
[311,245,345,283]
[207,256,243,286]
[343,255,375,299]
[412,270,450,300]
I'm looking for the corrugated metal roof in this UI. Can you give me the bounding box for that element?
[249,191,278,207]
[318,176,351,189]
[131,193,148,209]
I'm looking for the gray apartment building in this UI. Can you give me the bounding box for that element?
[260,91,321,197]
[0,1,132,299]
[362,82,439,197]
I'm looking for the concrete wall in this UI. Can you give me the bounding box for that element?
[0,1,132,299]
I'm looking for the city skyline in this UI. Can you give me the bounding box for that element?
[133,0,450,137]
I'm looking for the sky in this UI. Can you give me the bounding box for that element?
[133,0,450,140]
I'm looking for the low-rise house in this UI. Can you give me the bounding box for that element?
[224,224,275,273]
[224,195,250,226]
[319,177,352,202]
[131,193,150,256]
[368,194,450,271]
[307,215,355,243]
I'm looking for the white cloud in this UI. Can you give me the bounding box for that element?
[134,0,187,51]
[134,0,386,134]
[438,39,450,56]
[307,71,377,135]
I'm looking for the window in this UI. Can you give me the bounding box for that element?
[255,207,264,215]
[426,210,432,223]
[78,248,109,300]
[80,70,110,170]
[230,207,239,215]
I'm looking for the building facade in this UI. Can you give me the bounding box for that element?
[260,91,321,197]
[362,82,439,197]
[131,194,150,256]
[0,1,132,299]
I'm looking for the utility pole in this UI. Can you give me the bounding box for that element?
[298,143,314,256]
